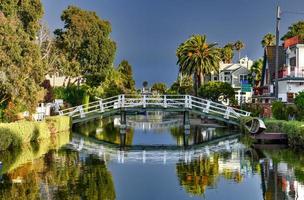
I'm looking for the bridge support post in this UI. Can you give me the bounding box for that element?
[120,110,127,148]
[183,110,190,130]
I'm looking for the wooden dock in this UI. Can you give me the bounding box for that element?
[251,132,287,141]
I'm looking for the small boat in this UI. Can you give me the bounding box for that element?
[245,117,266,135]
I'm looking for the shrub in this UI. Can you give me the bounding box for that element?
[295,92,304,120]
[265,119,304,147]
[53,86,87,106]
[198,81,235,104]
[242,103,264,117]
[271,101,287,120]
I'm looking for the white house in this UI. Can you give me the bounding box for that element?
[212,57,253,105]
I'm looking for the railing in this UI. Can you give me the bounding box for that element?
[67,134,242,164]
[58,94,251,122]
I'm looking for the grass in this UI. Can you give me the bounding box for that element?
[0,116,71,151]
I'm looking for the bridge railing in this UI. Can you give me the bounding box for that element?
[58,94,251,122]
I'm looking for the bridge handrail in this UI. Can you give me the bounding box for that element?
[58,94,251,121]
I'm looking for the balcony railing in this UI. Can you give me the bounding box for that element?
[253,85,274,96]
[272,68,304,79]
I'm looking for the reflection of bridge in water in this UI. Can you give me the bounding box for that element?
[117,119,183,130]
[66,134,244,164]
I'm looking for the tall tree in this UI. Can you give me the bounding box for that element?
[117,60,135,92]
[220,44,234,63]
[281,21,304,41]
[234,40,245,61]
[54,6,116,87]
[261,33,275,48]
[151,82,167,94]
[0,0,44,39]
[176,35,221,95]
[250,59,263,86]
[0,10,45,114]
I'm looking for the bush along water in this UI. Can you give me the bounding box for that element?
[264,119,304,147]
[0,116,71,151]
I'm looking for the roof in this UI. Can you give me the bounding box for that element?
[220,63,247,72]
[261,46,286,86]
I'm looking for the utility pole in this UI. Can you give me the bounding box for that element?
[275,6,281,100]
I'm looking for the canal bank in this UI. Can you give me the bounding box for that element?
[241,116,304,147]
[0,116,71,151]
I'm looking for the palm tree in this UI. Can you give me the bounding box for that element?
[234,40,245,61]
[176,34,221,95]
[261,33,275,48]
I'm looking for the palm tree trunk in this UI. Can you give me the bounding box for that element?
[238,51,241,61]
[194,74,198,96]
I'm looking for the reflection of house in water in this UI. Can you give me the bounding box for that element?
[260,159,304,200]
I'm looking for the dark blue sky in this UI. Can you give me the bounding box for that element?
[42,0,304,87]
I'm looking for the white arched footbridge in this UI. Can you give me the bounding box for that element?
[58,94,265,134]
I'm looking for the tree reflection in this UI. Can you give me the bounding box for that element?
[176,155,220,195]
[176,153,245,196]
[0,149,116,200]
[75,118,134,145]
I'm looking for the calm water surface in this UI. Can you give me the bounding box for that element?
[0,113,304,200]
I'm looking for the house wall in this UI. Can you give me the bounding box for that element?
[231,67,250,88]
[278,80,304,102]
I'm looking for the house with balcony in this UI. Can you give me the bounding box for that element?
[253,36,304,103]
[218,62,252,104]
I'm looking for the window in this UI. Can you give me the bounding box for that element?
[290,57,296,67]
[239,74,248,83]
[224,76,230,81]
[213,77,218,81]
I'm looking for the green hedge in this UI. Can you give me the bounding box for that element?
[265,119,304,147]
[0,116,71,151]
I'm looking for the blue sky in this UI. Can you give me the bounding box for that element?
[42,0,304,87]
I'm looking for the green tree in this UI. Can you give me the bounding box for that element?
[261,33,275,48]
[117,60,136,92]
[54,6,116,87]
[250,59,263,86]
[176,35,221,95]
[295,91,304,120]
[234,40,245,61]
[0,7,45,115]
[95,68,124,98]
[281,21,304,41]
[151,82,167,94]
[170,74,194,94]
[198,81,235,104]
[220,44,234,63]
[0,0,44,39]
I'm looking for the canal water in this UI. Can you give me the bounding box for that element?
[0,113,304,200]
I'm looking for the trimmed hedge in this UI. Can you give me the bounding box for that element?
[0,116,71,151]
[265,119,304,147]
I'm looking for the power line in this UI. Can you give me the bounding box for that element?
[282,10,304,16]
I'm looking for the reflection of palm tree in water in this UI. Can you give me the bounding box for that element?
[176,155,220,196]
[176,153,245,196]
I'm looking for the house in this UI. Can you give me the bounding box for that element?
[253,36,304,103]
[216,58,253,105]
